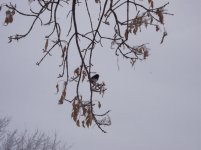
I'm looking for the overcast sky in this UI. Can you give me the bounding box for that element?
[0,0,200,150]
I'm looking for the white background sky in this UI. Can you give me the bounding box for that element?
[0,0,200,150]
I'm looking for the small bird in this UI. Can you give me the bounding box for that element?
[90,74,99,84]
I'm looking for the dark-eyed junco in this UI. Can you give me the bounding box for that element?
[90,74,99,84]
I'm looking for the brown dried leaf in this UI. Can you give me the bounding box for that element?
[86,114,93,128]
[156,25,160,32]
[76,120,80,127]
[133,28,137,35]
[148,0,154,8]
[44,39,48,51]
[83,107,87,116]
[82,70,87,82]
[144,50,149,59]
[63,81,67,89]
[58,99,63,104]
[4,17,9,25]
[156,9,164,24]
[56,84,59,94]
[4,10,13,25]
[160,31,168,44]
[151,1,154,8]
[61,46,67,58]
[130,58,136,66]
[11,10,15,16]
[74,67,80,76]
[144,19,148,28]
[124,29,129,40]
[150,16,153,24]
[98,101,101,109]
[62,90,66,99]
[5,10,11,16]
[58,89,66,104]
[95,0,101,3]
[82,120,85,128]
[72,111,78,122]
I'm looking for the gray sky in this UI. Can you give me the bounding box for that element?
[0,0,200,150]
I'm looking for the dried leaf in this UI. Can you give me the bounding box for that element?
[130,58,136,66]
[71,111,78,122]
[95,0,101,3]
[61,46,67,58]
[4,17,9,25]
[4,10,13,25]
[82,70,87,82]
[144,19,148,28]
[63,81,67,89]
[150,16,153,24]
[156,9,164,24]
[76,120,80,127]
[11,10,15,16]
[144,50,149,59]
[124,29,129,40]
[82,120,85,128]
[58,89,66,104]
[56,84,59,94]
[44,39,48,52]
[86,114,93,128]
[133,28,137,35]
[160,31,167,44]
[62,90,66,98]
[148,0,154,8]
[104,21,110,25]
[156,25,160,32]
[98,101,101,109]
[151,1,154,8]
[6,10,11,16]
[74,67,80,76]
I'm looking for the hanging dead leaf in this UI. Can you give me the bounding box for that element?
[160,31,167,44]
[82,120,85,128]
[148,0,154,8]
[71,111,78,122]
[150,16,153,24]
[11,10,15,16]
[124,29,129,40]
[83,106,87,116]
[130,58,136,66]
[44,39,48,52]
[6,10,11,17]
[4,10,13,25]
[86,114,93,128]
[56,84,59,94]
[63,81,67,89]
[76,120,80,127]
[155,25,160,32]
[151,1,154,8]
[98,101,101,109]
[95,0,101,3]
[144,19,148,28]
[156,9,164,24]
[61,46,67,58]
[62,90,66,98]
[58,96,64,104]
[74,67,80,77]
[58,89,66,104]
[144,50,149,59]
[82,70,87,82]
